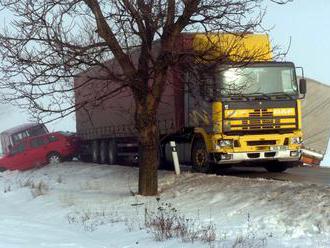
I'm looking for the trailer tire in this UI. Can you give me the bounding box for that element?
[265,162,288,173]
[108,139,117,165]
[191,138,214,173]
[79,154,92,162]
[92,140,100,164]
[99,140,108,164]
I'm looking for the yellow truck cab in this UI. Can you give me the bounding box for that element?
[205,62,305,170]
[187,34,306,172]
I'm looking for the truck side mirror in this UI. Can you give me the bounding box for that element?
[299,78,307,94]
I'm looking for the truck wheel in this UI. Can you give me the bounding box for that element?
[265,162,288,173]
[47,152,62,164]
[191,138,214,173]
[108,139,117,165]
[99,140,108,164]
[91,140,100,164]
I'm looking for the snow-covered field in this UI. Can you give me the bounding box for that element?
[0,162,330,248]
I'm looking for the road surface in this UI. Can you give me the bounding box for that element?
[215,166,330,185]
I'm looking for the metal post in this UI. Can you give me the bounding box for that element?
[170,141,180,175]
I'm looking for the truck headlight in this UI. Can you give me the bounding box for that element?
[291,137,302,144]
[218,139,233,147]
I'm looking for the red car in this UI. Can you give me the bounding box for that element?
[0,123,49,155]
[0,132,80,170]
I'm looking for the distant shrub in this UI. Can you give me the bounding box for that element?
[31,180,49,198]
[232,214,268,248]
[144,201,216,244]
[66,209,123,232]
[3,185,11,193]
[56,175,63,183]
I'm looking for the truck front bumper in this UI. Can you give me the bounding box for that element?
[213,150,301,164]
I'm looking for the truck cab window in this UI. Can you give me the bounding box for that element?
[281,69,297,92]
[218,65,298,96]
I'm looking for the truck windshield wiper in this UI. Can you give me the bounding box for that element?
[221,94,249,101]
[244,92,271,100]
[268,91,295,100]
[229,95,249,101]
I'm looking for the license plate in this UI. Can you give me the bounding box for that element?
[270,145,288,151]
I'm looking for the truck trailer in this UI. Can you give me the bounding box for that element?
[74,33,306,173]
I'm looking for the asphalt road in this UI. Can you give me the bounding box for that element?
[215,166,330,185]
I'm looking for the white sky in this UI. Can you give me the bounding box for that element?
[265,0,330,85]
[0,104,76,133]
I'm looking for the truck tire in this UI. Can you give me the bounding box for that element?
[265,161,288,173]
[191,138,214,173]
[91,140,100,164]
[99,140,108,164]
[108,139,117,165]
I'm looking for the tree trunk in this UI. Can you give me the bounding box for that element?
[135,103,159,196]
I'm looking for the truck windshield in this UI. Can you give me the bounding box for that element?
[218,65,298,97]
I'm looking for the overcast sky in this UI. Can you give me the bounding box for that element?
[265,0,330,85]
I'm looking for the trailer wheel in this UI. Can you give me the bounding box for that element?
[91,140,100,164]
[265,162,288,173]
[108,139,117,165]
[99,140,108,164]
[79,154,91,162]
[191,138,214,173]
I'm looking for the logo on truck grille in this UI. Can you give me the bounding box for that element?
[224,107,296,132]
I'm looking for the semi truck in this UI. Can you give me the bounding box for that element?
[74,33,306,173]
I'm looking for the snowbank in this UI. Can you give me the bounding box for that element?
[0,162,329,247]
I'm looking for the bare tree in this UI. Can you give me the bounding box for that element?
[0,0,289,195]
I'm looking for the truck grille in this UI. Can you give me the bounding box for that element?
[245,109,278,129]
[224,108,297,132]
[247,140,276,146]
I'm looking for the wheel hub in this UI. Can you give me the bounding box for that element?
[49,156,60,164]
[196,149,206,167]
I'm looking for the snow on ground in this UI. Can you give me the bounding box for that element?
[0,162,330,248]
